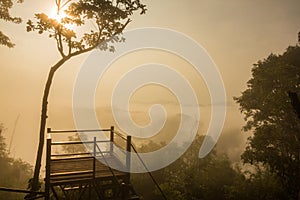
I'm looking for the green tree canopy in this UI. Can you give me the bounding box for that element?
[234,45,300,199]
[0,0,22,47]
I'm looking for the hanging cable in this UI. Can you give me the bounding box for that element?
[131,144,168,200]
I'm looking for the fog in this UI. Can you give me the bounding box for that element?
[0,0,299,166]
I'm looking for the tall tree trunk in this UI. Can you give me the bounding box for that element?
[31,57,69,193]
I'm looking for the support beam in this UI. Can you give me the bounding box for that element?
[126,135,132,183]
[93,137,96,179]
[110,126,114,156]
[45,129,51,200]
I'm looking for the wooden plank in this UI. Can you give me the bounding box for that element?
[49,155,127,186]
[51,170,93,177]
[48,128,111,133]
[51,140,109,145]
[0,187,44,195]
[51,156,94,162]
[50,177,94,186]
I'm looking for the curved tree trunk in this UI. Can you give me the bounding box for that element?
[29,46,96,196]
[31,57,69,193]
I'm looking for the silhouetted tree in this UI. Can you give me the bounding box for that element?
[234,45,300,199]
[159,136,236,200]
[61,133,87,153]
[0,0,22,47]
[227,164,286,200]
[132,136,237,200]
[0,125,33,200]
[26,0,146,194]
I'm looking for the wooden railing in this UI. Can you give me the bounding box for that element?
[45,126,132,200]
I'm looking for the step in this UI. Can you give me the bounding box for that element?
[128,195,140,200]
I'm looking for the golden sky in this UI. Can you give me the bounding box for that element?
[0,0,299,164]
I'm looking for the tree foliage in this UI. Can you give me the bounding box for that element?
[234,45,300,199]
[0,125,33,200]
[159,136,237,200]
[0,0,23,47]
[227,164,286,200]
[132,136,238,200]
[61,133,87,153]
[26,0,146,58]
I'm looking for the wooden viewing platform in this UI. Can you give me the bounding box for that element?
[45,127,140,200]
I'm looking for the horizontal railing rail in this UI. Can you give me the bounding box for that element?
[0,187,44,195]
[47,128,111,133]
[45,126,167,200]
[51,140,109,145]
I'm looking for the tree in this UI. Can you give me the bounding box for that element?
[234,45,300,199]
[132,136,238,200]
[0,0,22,47]
[26,0,146,194]
[61,133,87,154]
[226,164,286,200]
[0,125,33,200]
[158,136,237,200]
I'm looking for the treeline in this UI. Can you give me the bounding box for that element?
[131,135,286,200]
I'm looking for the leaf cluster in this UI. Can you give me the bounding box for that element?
[0,0,23,48]
[26,0,146,58]
[0,125,33,200]
[226,165,286,200]
[133,136,237,200]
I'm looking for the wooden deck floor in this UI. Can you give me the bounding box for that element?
[50,156,127,185]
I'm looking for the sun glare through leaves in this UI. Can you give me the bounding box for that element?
[49,6,74,31]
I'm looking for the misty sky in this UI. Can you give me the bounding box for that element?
[0,0,300,164]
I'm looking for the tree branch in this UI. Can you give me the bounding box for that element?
[55,34,63,57]
[70,18,131,57]
[58,29,65,57]
[70,44,97,57]
[68,39,71,56]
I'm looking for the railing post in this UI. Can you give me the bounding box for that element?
[93,137,96,179]
[126,135,131,182]
[45,128,51,200]
[110,126,114,156]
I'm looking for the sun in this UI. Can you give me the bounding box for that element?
[50,9,75,31]
[50,7,66,21]
[50,7,74,30]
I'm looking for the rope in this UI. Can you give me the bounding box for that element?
[94,140,120,185]
[131,144,168,200]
